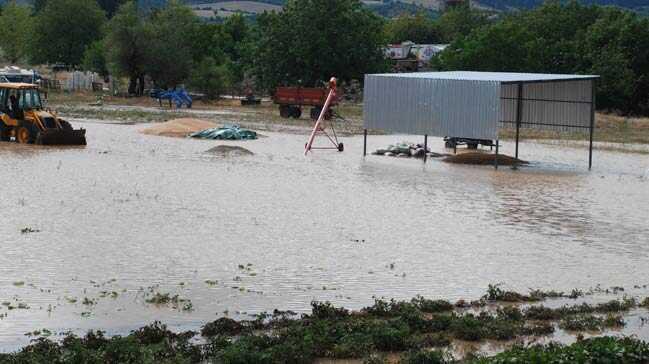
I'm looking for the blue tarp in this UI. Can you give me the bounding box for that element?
[189,124,257,140]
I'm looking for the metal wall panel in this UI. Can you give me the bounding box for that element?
[363,74,501,139]
[500,80,593,134]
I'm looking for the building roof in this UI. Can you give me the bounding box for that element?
[370,71,599,84]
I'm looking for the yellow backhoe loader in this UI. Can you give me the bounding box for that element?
[0,83,86,145]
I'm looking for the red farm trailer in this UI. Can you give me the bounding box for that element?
[274,86,341,120]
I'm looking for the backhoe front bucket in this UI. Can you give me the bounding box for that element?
[36,128,87,146]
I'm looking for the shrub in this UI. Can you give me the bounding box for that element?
[201,317,244,337]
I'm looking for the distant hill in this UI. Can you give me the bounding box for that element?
[186,0,648,13]
[4,0,639,16]
[472,0,647,11]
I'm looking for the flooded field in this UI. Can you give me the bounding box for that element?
[1,119,649,350]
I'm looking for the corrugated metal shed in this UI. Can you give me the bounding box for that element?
[363,71,598,139]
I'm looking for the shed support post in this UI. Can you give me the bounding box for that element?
[494,139,499,170]
[424,134,428,162]
[515,82,523,160]
[363,129,367,156]
[589,80,595,170]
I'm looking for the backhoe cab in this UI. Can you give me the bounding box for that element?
[0,83,86,145]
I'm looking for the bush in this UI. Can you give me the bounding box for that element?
[400,348,452,364]
[412,296,454,313]
[201,317,244,337]
[309,301,349,320]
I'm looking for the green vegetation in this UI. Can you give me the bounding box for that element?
[1,301,647,362]
[0,2,31,63]
[1,285,648,362]
[434,1,649,115]
[29,0,106,66]
[253,0,387,89]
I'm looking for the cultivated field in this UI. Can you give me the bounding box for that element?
[190,1,281,18]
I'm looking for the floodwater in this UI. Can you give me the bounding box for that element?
[1,120,649,350]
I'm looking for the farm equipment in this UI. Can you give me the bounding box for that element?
[444,137,494,150]
[0,83,86,145]
[150,88,192,108]
[274,85,341,120]
[304,77,344,154]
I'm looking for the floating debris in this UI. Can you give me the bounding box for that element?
[372,142,446,158]
[20,227,40,234]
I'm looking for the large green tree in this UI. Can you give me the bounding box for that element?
[253,0,387,90]
[385,13,442,44]
[437,4,489,42]
[0,2,31,63]
[104,1,147,94]
[141,1,201,88]
[29,0,106,65]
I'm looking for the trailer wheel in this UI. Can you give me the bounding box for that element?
[310,107,321,120]
[337,143,344,152]
[279,105,291,118]
[290,106,302,119]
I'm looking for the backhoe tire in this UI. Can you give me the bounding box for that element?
[15,122,38,144]
[0,123,10,142]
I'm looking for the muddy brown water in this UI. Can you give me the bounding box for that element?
[1,119,649,350]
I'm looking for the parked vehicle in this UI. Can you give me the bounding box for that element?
[0,83,86,145]
[274,86,341,120]
[444,137,494,150]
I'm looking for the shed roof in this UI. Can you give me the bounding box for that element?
[370,71,599,84]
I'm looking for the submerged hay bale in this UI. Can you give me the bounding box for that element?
[443,152,527,166]
[205,145,254,157]
[141,118,217,138]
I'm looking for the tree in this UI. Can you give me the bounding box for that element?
[82,40,109,77]
[385,13,442,44]
[142,1,200,88]
[188,57,231,99]
[0,2,31,63]
[29,0,106,65]
[253,0,387,91]
[437,4,489,42]
[97,0,127,18]
[104,1,147,95]
[580,8,649,114]
[32,0,47,13]
[434,1,649,115]
[220,14,254,85]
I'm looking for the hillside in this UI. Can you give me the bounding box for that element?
[183,0,649,13]
[3,0,642,16]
